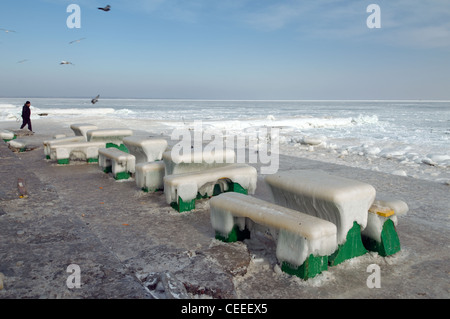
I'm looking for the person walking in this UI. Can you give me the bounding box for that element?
[20,101,33,132]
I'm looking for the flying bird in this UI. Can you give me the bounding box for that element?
[0,28,16,33]
[60,60,74,65]
[69,38,86,44]
[98,5,111,11]
[91,95,100,104]
[17,59,28,64]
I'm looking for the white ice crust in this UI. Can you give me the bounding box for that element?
[50,141,107,160]
[43,136,85,156]
[123,136,168,164]
[162,149,236,176]
[265,169,376,245]
[70,123,98,140]
[0,130,14,140]
[163,163,257,204]
[86,128,133,143]
[98,147,136,174]
[210,192,337,267]
[135,161,165,190]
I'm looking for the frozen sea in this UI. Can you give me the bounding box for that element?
[1,98,449,184]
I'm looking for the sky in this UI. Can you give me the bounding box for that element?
[1,0,450,100]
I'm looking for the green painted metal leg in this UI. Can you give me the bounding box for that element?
[215,225,251,243]
[106,143,129,153]
[282,254,329,280]
[57,159,70,165]
[171,197,196,213]
[329,222,368,266]
[114,171,131,180]
[230,183,248,195]
[362,219,401,256]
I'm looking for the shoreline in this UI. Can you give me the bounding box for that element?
[1,116,449,185]
[0,117,449,299]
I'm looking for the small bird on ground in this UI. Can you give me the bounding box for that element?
[98,5,111,11]
[91,95,100,104]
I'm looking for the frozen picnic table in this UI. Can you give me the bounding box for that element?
[265,169,377,266]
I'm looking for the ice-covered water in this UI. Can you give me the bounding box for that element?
[1,98,449,183]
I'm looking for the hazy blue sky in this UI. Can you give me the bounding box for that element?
[1,0,449,100]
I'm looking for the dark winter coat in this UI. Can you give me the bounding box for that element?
[22,105,31,119]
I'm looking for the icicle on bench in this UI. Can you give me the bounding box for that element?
[70,123,98,140]
[164,163,258,213]
[43,136,85,159]
[265,169,376,266]
[1,130,16,142]
[49,141,107,164]
[122,136,168,164]
[361,199,408,257]
[86,128,133,153]
[135,161,165,192]
[98,147,136,180]
[210,192,338,279]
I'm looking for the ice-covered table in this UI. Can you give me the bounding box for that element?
[265,169,376,265]
[162,149,236,176]
[122,136,168,164]
[70,123,98,140]
[86,128,133,152]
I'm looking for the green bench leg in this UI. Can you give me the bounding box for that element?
[106,143,129,153]
[215,225,251,243]
[282,255,329,280]
[172,182,249,213]
[329,221,368,266]
[141,187,163,193]
[362,219,401,256]
[57,159,70,165]
[114,171,131,180]
[171,196,196,213]
[103,166,131,180]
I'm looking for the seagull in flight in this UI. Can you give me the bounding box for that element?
[60,60,74,65]
[69,38,86,44]
[91,95,100,104]
[17,59,28,64]
[0,28,16,33]
[98,5,111,11]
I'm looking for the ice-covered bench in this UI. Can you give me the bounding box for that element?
[98,147,136,180]
[50,141,107,164]
[210,192,338,279]
[70,123,98,140]
[1,130,16,142]
[164,163,257,212]
[7,139,28,152]
[135,161,165,192]
[162,149,236,176]
[43,136,85,159]
[86,128,133,152]
[361,199,408,256]
[265,169,376,266]
[122,136,168,164]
